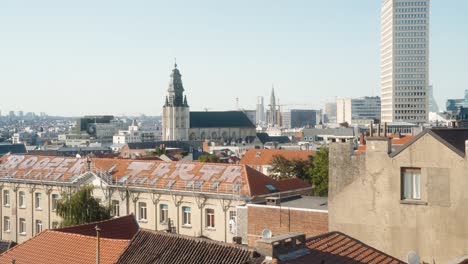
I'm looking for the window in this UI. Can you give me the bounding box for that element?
[3,191,10,207]
[3,216,10,232]
[52,194,59,211]
[205,208,215,228]
[19,218,26,234]
[160,204,168,223]
[402,168,421,200]
[19,191,26,208]
[182,206,191,226]
[138,202,147,221]
[229,211,237,234]
[52,221,59,229]
[36,220,43,234]
[35,192,42,209]
[112,200,120,217]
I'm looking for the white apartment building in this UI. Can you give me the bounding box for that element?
[380,0,430,124]
[113,121,142,145]
[0,154,310,244]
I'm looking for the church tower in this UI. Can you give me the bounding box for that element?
[162,63,190,140]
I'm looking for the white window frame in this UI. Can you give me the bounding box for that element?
[3,191,10,207]
[4,216,10,232]
[36,220,43,234]
[35,192,42,209]
[139,202,147,221]
[205,208,215,228]
[19,218,26,235]
[112,200,120,217]
[160,204,168,224]
[19,191,26,208]
[182,206,191,226]
[52,194,59,211]
[402,168,421,200]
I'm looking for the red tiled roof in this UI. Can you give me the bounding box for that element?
[239,149,315,166]
[0,155,310,197]
[55,215,139,240]
[0,230,129,264]
[283,231,405,264]
[355,135,415,155]
[115,229,263,264]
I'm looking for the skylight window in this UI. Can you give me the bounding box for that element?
[232,183,241,192]
[44,171,53,179]
[140,177,148,184]
[186,180,194,188]
[53,173,63,181]
[107,164,117,174]
[265,184,278,193]
[131,177,139,184]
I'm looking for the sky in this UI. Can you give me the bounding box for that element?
[0,0,467,117]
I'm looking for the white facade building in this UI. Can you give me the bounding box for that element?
[380,0,430,124]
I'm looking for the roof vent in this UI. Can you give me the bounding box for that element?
[256,152,262,157]
[266,197,280,206]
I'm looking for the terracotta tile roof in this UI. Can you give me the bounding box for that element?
[282,231,405,264]
[55,215,139,240]
[115,229,264,264]
[0,230,129,264]
[240,149,315,166]
[0,155,310,197]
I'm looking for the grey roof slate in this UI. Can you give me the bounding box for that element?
[190,111,255,128]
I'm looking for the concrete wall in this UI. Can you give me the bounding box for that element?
[329,135,468,263]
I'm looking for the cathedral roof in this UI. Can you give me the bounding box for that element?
[189,111,255,128]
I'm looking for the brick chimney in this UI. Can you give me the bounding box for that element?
[255,233,310,263]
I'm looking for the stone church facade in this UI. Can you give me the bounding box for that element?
[162,64,256,143]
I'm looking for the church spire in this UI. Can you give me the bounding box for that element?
[166,62,185,107]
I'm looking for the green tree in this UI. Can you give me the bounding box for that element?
[198,154,222,163]
[56,185,111,227]
[309,147,329,196]
[270,155,314,181]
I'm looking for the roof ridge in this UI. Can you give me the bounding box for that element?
[56,215,136,232]
[47,230,131,242]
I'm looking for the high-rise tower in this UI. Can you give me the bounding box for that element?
[380,0,430,124]
[268,87,277,126]
[162,63,190,140]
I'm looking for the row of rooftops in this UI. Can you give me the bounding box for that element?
[0,215,405,264]
[0,154,311,197]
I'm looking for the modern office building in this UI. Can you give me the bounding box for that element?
[255,96,265,125]
[337,97,381,125]
[380,0,430,124]
[446,89,468,112]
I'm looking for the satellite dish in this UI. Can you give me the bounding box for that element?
[407,251,420,264]
[261,229,272,239]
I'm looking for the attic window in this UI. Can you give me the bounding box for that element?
[149,178,158,185]
[131,177,139,184]
[166,180,176,189]
[194,180,204,189]
[210,181,220,190]
[118,175,130,184]
[186,180,194,188]
[265,184,278,193]
[232,183,241,192]
[44,171,53,179]
[107,164,117,174]
[139,177,148,185]
[53,173,63,181]
[256,152,262,157]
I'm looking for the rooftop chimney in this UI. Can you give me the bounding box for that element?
[369,121,374,137]
[256,233,310,263]
[383,122,388,137]
[266,197,280,206]
[95,225,101,264]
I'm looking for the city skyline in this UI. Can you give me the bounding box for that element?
[1,0,467,116]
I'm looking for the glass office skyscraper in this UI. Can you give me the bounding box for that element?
[380,0,430,124]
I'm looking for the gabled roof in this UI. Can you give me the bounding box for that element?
[0,155,311,197]
[115,229,264,264]
[0,230,129,264]
[55,215,139,240]
[390,128,468,158]
[240,149,314,166]
[283,231,405,264]
[190,111,255,128]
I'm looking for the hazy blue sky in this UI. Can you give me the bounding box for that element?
[0,0,467,116]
